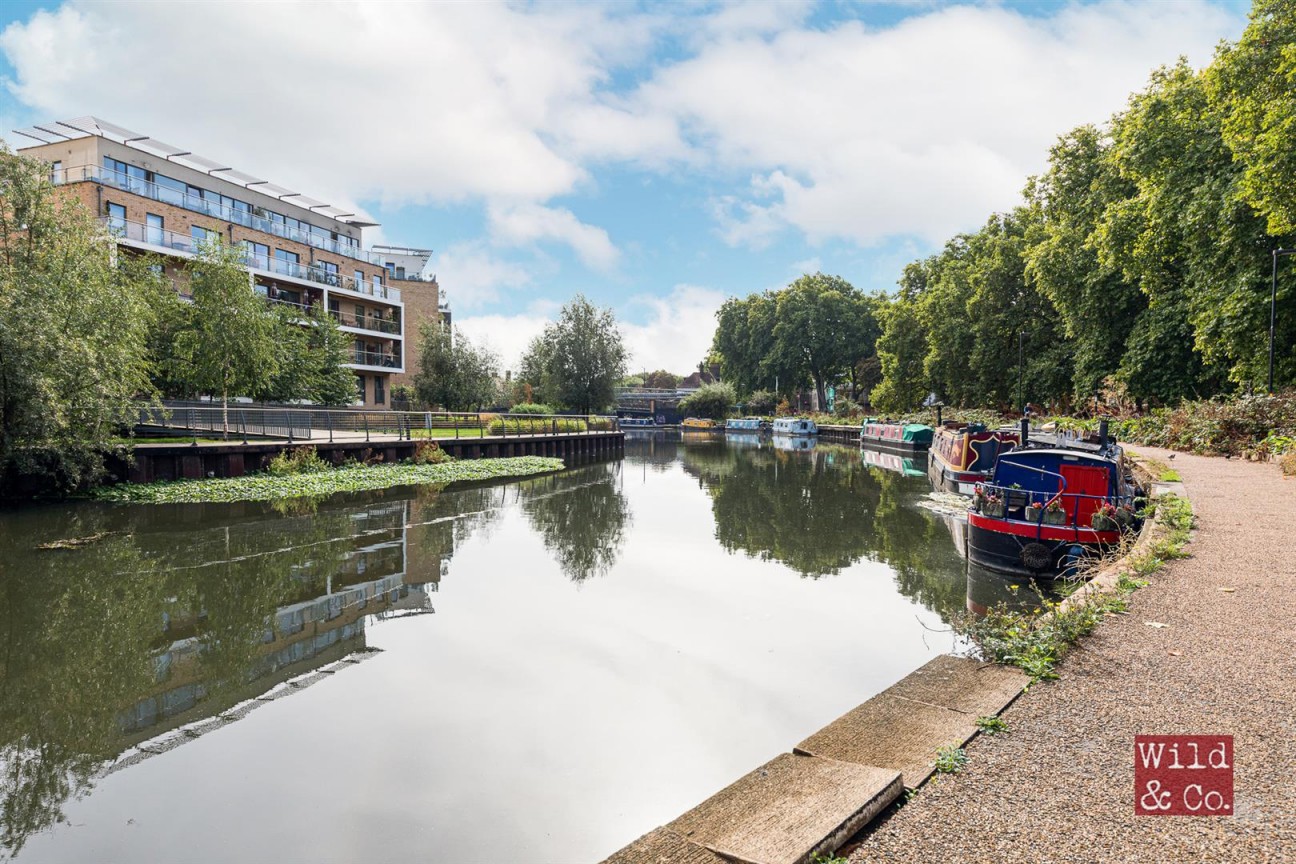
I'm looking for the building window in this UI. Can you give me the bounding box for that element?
[50,160,62,183]
[354,339,366,364]
[273,248,299,276]
[354,270,364,291]
[106,203,126,235]
[374,376,385,405]
[146,213,164,245]
[242,241,270,269]
[355,375,367,404]
[190,225,219,249]
[319,260,339,286]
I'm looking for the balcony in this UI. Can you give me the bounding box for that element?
[99,217,401,303]
[63,163,384,266]
[349,350,401,370]
[330,309,402,336]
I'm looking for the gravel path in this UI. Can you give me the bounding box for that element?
[851,449,1296,863]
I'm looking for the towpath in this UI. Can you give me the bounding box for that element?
[851,448,1296,863]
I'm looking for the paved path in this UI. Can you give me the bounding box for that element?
[851,449,1296,863]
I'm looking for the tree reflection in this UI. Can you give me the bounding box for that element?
[520,462,631,583]
[686,443,966,615]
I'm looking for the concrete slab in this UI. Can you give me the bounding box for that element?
[667,753,902,864]
[599,827,726,864]
[794,656,1025,789]
[885,654,1026,716]
[794,693,976,789]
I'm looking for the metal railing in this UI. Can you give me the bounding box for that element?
[99,217,401,303]
[331,309,401,335]
[61,163,385,266]
[351,350,401,369]
[974,461,1139,542]
[134,404,622,445]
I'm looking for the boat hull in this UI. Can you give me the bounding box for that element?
[966,512,1120,578]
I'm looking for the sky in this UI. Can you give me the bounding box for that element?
[0,0,1251,374]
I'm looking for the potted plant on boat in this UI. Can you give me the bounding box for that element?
[975,488,1005,518]
[1114,502,1136,529]
[1043,497,1067,525]
[1024,501,1045,522]
[1091,502,1119,531]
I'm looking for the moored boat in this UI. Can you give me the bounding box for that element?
[928,422,1020,495]
[681,417,718,430]
[619,417,657,428]
[772,417,818,437]
[724,417,768,432]
[966,435,1142,579]
[860,418,933,451]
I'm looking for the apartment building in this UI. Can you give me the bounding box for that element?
[13,116,441,407]
[370,244,443,395]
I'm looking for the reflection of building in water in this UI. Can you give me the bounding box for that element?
[115,499,436,758]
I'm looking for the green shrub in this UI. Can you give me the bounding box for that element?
[679,381,736,420]
[833,397,863,418]
[509,402,554,415]
[488,416,588,435]
[266,446,330,476]
[409,441,451,465]
[745,389,778,415]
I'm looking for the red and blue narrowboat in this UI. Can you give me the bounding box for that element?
[928,422,1020,495]
[860,419,933,452]
[966,435,1142,578]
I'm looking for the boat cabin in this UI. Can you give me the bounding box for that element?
[772,418,818,437]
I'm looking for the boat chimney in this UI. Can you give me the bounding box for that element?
[936,405,943,426]
[1020,416,1029,447]
[1098,417,1110,448]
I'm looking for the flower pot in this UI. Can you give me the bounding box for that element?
[1091,515,1117,532]
[982,503,1005,518]
[1044,509,1067,526]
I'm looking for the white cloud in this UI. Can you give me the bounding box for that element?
[488,203,620,272]
[621,285,725,373]
[0,1,645,258]
[455,311,552,372]
[431,243,533,311]
[631,0,1243,245]
[0,0,1246,258]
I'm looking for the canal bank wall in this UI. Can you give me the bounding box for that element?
[602,457,1176,864]
[109,431,624,485]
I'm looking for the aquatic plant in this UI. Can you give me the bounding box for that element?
[266,446,330,476]
[89,457,564,504]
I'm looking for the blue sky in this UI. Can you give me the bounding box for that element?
[0,0,1250,371]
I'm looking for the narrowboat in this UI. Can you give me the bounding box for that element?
[860,419,933,451]
[772,417,818,437]
[681,417,718,430]
[725,417,768,432]
[928,422,1020,495]
[619,417,657,428]
[966,436,1142,579]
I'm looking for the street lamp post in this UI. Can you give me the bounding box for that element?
[1271,249,1294,395]
[1018,330,1029,414]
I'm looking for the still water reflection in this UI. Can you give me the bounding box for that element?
[2,433,974,863]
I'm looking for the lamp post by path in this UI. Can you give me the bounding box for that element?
[1018,330,1030,414]
[1271,249,1294,394]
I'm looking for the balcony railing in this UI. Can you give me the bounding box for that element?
[350,350,400,369]
[61,163,385,266]
[100,217,401,303]
[330,309,401,336]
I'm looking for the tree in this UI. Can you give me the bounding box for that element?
[871,277,929,413]
[678,381,736,420]
[0,147,160,495]
[516,295,627,414]
[772,273,862,409]
[413,324,499,411]
[174,241,280,433]
[1208,0,1296,235]
[1023,125,1143,401]
[644,369,680,390]
[262,304,357,405]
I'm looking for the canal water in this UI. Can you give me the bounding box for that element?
[2,432,986,863]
